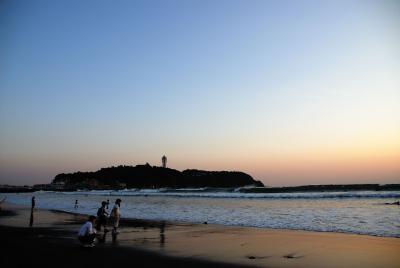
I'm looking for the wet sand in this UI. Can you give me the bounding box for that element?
[0,203,399,268]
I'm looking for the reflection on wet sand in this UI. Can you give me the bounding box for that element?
[160,221,165,248]
[112,231,118,244]
[29,208,34,227]
[107,220,166,247]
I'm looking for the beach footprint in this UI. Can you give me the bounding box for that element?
[246,255,270,260]
[283,252,303,259]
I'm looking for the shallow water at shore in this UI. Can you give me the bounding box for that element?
[2,190,400,237]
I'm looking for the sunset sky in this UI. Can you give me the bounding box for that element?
[1,0,399,186]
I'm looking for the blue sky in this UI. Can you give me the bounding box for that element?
[1,0,399,186]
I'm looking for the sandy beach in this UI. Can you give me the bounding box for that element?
[0,203,399,268]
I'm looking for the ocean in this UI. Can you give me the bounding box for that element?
[3,189,400,237]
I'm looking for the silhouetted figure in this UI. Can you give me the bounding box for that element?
[74,200,79,209]
[110,199,122,235]
[106,199,109,210]
[78,215,97,247]
[96,201,109,232]
[29,196,35,227]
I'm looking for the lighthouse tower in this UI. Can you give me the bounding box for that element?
[162,155,167,168]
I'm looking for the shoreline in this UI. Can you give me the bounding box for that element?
[1,203,399,268]
[6,198,400,239]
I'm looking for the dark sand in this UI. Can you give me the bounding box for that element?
[0,225,255,268]
[1,203,399,268]
[0,204,251,268]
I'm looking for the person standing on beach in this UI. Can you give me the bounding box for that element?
[74,200,79,209]
[96,201,109,232]
[78,215,97,247]
[29,196,35,227]
[106,199,109,209]
[110,199,122,234]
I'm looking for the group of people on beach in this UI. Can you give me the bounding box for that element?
[78,198,122,247]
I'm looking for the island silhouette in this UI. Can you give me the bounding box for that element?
[51,164,264,190]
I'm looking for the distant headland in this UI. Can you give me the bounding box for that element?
[38,163,264,191]
[1,162,399,193]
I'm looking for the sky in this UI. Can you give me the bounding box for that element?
[0,0,399,186]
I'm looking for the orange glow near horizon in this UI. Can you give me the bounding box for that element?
[169,132,400,186]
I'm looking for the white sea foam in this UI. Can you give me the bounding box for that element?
[55,189,400,199]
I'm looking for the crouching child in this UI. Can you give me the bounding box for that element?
[78,215,97,247]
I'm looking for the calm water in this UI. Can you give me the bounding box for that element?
[3,190,400,237]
